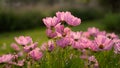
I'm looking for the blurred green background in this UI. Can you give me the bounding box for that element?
[0,0,119,32]
[0,0,120,49]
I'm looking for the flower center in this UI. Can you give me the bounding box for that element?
[62,33,66,37]
[74,39,79,41]
[99,44,104,49]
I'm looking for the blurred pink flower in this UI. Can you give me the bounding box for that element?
[56,11,71,21]
[97,31,106,36]
[64,27,71,35]
[17,59,25,66]
[88,27,99,36]
[15,36,32,46]
[17,51,23,57]
[40,40,54,52]
[89,43,98,51]
[8,59,25,66]
[71,41,80,49]
[107,33,118,39]
[94,35,113,51]
[43,17,59,29]
[55,24,64,37]
[11,43,20,51]
[29,48,43,61]
[88,56,99,68]
[79,37,93,49]
[88,56,97,62]
[0,54,13,63]
[70,32,82,49]
[55,24,71,37]
[48,40,54,51]
[24,42,38,52]
[65,15,81,26]
[56,11,81,26]
[82,32,90,38]
[46,29,57,38]
[113,39,120,54]
[56,37,70,48]
[40,43,47,51]
[70,31,82,40]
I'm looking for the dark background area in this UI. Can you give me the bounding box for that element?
[0,0,120,32]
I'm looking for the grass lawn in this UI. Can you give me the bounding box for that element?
[0,21,120,68]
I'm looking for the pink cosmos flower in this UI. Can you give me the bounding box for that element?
[89,43,98,51]
[40,43,47,51]
[70,31,82,40]
[55,24,64,37]
[88,56,99,68]
[64,27,71,34]
[56,11,71,21]
[55,24,71,37]
[79,37,93,49]
[0,54,13,63]
[15,36,32,46]
[88,27,99,36]
[65,15,81,26]
[43,16,59,29]
[70,32,82,49]
[17,59,25,66]
[11,43,20,51]
[48,40,54,51]
[46,28,57,38]
[97,31,106,36]
[14,59,25,66]
[113,39,120,54]
[8,59,25,67]
[56,11,81,26]
[24,42,38,52]
[82,32,90,38]
[114,42,120,54]
[29,48,43,61]
[43,17,60,38]
[71,41,80,49]
[40,40,54,52]
[107,33,118,39]
[94,35,113,51]
[88,56,97,62]
[56,37,70,48]
[17,51,23,57]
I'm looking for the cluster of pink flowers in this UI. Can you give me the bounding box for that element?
[42,11,119,52]
[14,36,43,61]
[43,11,81,38]
[0,54,25,67]
[0,36,43,67]
[0,11,120,68]
[42,11,120,68]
